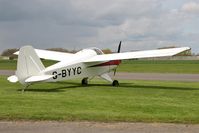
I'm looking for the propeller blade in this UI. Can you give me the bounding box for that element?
[114,41,122,76]
[117,41,122,53]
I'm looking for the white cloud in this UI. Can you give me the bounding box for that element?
[182,1,199,13]
[0,0,198,53]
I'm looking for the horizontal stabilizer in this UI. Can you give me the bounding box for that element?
[7,75,18,83]
[25,75,53,83]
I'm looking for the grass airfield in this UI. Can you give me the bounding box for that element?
[0,59,199,123]
[118,60,199,74]
[0,76,199,123]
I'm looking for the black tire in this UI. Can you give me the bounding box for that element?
[81,78,88,86]
[112,80,119,87]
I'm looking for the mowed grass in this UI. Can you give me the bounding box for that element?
[1,60,199,74]
[0,76,199,123]
[118,60,199,74]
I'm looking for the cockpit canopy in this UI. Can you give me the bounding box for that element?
[91,47,104,55]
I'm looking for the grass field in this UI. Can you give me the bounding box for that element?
[1,60,199,74]
[0,76,199,123]
[118,60,199,73]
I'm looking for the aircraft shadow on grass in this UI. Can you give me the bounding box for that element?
[17,81,199,93]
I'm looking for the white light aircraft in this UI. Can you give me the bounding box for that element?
[7,42,190,91]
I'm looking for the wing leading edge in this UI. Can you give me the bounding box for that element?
[84,47,190,63]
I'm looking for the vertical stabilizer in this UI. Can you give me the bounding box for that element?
[15,46,45,84]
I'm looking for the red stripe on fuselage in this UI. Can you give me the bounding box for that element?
[89,60,121,67]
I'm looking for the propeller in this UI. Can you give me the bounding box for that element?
[117,41,122,53]
[114,41,122,76]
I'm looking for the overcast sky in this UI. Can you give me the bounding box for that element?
[0,0,199,53]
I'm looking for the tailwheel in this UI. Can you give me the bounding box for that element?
[112,80,119,87]
[22,84,31,93]
[81,78,88,86]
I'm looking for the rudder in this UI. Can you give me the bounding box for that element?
[15,46,45,84]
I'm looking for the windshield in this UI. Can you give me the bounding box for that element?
[92,48,104,55]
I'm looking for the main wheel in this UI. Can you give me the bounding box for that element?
[112,80,119,87]
[81,78,88,86]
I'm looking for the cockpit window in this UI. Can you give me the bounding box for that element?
[92,48,103,55]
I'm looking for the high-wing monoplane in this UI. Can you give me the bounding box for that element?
[7,42,190,90]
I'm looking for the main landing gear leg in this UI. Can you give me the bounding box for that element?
[81,78,88,86]
[112,80,119,87]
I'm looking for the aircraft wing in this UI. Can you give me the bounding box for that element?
[84,47,190,62]
[15,49,74,61]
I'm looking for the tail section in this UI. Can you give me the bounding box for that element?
[8,46,46,84]
[16,46,45,84]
